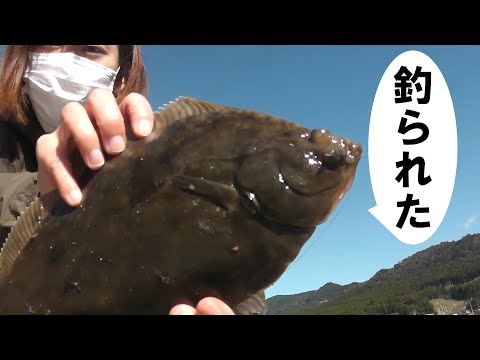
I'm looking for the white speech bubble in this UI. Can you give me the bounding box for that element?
[369,50,457,245]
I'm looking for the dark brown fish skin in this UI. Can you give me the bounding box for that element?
[0,107,362,314]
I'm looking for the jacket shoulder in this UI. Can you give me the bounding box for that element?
[0,120,37,173]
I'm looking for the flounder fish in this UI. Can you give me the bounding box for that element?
[0,97,362,315]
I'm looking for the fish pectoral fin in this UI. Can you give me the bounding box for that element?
[172,175,239,212]
[233,291,267,315]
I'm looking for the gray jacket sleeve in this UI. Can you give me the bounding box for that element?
[0,172,38,243]
[0,120,41,244]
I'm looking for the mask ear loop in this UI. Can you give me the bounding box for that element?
[112,66,125,97]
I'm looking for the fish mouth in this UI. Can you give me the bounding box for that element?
[281,170,339,196]
[278,162,341,196]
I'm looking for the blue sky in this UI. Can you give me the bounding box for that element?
[3,45,479,299]
[140,45,480,298]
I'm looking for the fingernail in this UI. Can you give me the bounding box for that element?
[206,302,224,314]
[169,305,196,315]
[137,118,153,137]
[88,149,105,168]
[68,189,82,206]
[170,308,183,315]
[107,135,125,154]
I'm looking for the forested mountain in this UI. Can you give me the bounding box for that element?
[267,233,480,315]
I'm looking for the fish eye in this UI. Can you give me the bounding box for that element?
[322,148,346,170]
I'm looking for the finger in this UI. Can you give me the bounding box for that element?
[36,132,82,206]
[195,297,235,315]
[118,92,154,138]
[169,304,197,315]
[85,88,126,155]
[60,102,105,170]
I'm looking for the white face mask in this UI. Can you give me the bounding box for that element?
[23,52,120,133]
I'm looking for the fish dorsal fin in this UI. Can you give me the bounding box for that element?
[233,291,267,315]
[0,190,58,279]
[147,97,236,142]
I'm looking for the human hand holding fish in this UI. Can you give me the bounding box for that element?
[35,89,155,206]
[170,297,235,315]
